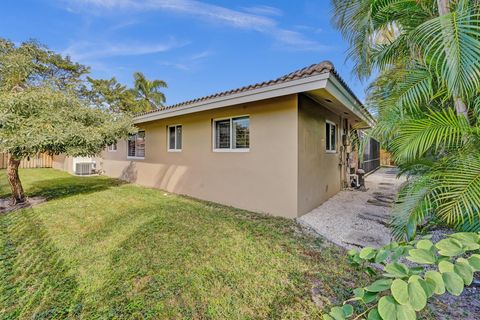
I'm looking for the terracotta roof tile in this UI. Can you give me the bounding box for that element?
[135,61,335,117]
[135,61,373,123]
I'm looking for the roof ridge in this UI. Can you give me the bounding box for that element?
[135,60,336,117]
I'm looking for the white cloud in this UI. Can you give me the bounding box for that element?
[63,39,187,60]
[63,0,325,51]
[158,49,215,71]
[242,5,283,17]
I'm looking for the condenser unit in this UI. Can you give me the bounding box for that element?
[75,162,96,176]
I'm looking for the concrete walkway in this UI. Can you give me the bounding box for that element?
[298,167,406,249]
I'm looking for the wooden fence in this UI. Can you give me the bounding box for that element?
[0,153,53,169]
[380,149,395,167]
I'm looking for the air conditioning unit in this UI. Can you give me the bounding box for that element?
[75,162,96,176]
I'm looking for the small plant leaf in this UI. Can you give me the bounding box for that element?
[406,249,436,264]
[392,247,407,261]
[408,277,427,311]
[329,306,346,320]
[454,258,474,285]
[342,304,354,317]
[417,278,435,298]
[391,279,409,305]
[366,279,393,292]
[378,296,397,320]
[375,249,389,264]
[425,271,445,295]
[385,262,410,278]
[323,314,335,320]
[467,254,480,271]
[435,238,464,257]
[360,247,376,260]
[362,291,378,304]
[442,272,464,296]
[449,233,480,251]
[367,308,382,320]
[416,239,433,250]
[396,303,416,320]
[438,261,455,273]
[353,288,364,298]
[409,266,424,275]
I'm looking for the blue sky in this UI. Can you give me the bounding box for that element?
[1,0,367,104]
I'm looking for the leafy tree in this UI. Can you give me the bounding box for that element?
[132,71,167,112]
[84,77,139,114]
[324,232,480,320]
[0,39,133,204]
[332,0,480,239]
[84,73,168,115]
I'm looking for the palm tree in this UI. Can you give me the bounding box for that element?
[132,71,167,112]
[331,0,480,239]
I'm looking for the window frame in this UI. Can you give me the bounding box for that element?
[107,142,117,152]
[127,130,146,160]
[325,120,337,153]
[167,124,183,152]
[212,115,250,152]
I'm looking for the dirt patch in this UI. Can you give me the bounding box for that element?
[0,197,47,214]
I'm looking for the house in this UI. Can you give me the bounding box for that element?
[53,61,377,218]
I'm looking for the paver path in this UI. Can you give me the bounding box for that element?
[298,167,405,249]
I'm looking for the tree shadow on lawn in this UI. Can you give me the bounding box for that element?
[84,197,368,319]
[0,176,125,203]
[26,176,125,200]
[0,208,83,319]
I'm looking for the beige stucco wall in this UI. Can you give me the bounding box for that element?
[99,95,299,218]
[297,94,343,215]
[52,154,73,173]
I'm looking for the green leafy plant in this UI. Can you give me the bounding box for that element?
[331,0,480,238]
[324,232,480,320]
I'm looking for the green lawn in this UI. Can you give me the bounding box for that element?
[0,169,368,319]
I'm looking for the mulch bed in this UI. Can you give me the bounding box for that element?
[0,197,46,214]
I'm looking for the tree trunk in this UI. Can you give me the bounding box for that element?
[7,156,26,205]
[437,0,470,119]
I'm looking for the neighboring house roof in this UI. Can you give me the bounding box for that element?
[134,61,375,126]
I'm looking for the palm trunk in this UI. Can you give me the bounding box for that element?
[7,156,26,204]
[437,0,469,119]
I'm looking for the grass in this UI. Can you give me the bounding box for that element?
[0,169,369,319]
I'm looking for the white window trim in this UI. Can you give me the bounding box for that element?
[212,115,250,152]
[127,131,146,160]
[107,143,117,152]
[326,120,337,154]
[167,124,183,152]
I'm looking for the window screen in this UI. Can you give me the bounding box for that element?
[168,125,182,150]
[128,131,145,157]
[215,119,231,149]
[326,122,336,152]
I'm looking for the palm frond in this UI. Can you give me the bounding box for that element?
[391,175,434,241]
[432,153,480,225]
[393,66,434,113]
[391,109,470,162]
[412,10,480,99]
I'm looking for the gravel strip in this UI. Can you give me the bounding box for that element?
[298,167,405,249]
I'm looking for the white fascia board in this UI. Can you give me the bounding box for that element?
[134,73,330,124]
[325,75,375,127]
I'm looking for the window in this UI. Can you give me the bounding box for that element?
[326,121,337,152]
[168,125,182,151]
[128,131,145,158]
[107,143,117,152]
[213,116,249,151]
